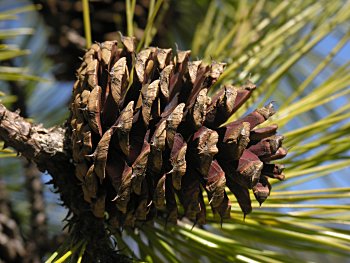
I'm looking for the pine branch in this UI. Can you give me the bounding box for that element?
[0,103,66,165]
[0,103,131,262]
[0,103,84,212]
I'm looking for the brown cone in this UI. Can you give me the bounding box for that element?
[70,37,287,228]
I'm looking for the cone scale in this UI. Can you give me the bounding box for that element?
[70,37,287,227]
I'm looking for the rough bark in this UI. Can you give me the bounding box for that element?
[0,102,83,208]
[0,104,66,166]
[0,103,130,262]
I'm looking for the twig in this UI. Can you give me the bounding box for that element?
[0,103,123,262]
[0,103,80,214]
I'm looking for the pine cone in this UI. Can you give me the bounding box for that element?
[0,214,26,262]
[70,37,287,227]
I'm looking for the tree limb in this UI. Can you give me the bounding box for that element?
[0,103,84,215]
[0,103,66,164]
[0,103,131,262]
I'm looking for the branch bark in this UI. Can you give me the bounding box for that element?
[0,103,82,214]
[0,104,66,165]
[0,103,131,262]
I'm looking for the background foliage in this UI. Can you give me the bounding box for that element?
[0,0,349,262]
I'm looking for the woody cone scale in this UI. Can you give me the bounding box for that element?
[70,37,287,227]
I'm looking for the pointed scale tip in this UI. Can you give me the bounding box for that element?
[275,134,284,148]
[242,80,256,91]
[260,102,276,119]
